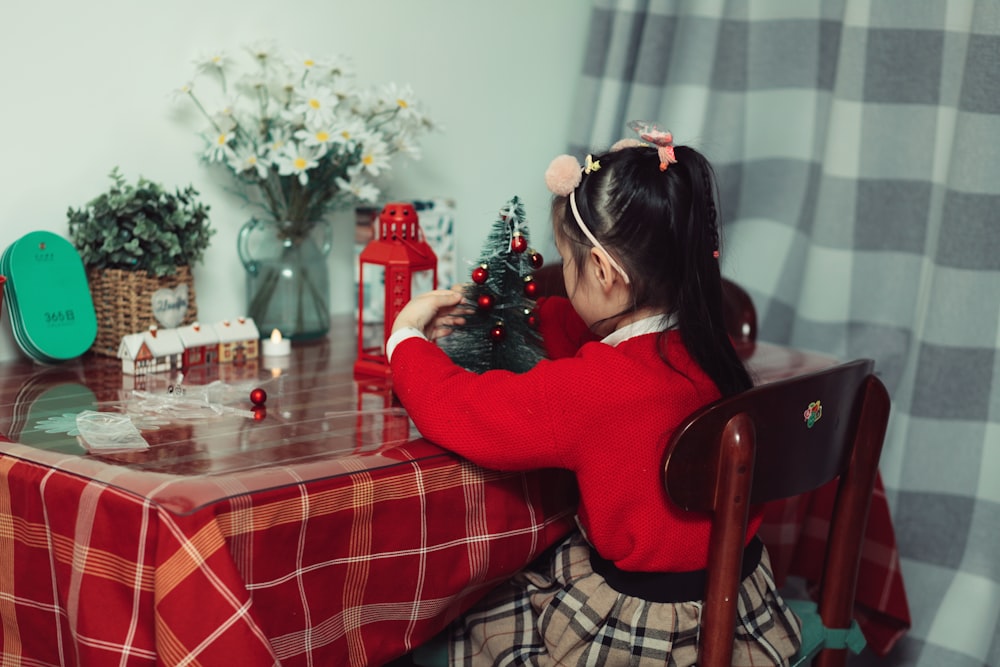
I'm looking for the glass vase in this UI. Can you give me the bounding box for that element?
[237,218,333,341]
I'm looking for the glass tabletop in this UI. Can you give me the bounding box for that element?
[0,315,836,515]
[0,315,454,515]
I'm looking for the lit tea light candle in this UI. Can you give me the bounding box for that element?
[262,328,291,357]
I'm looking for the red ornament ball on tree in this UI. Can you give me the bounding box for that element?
[477,294,494,310]
[529,252,543,268]
[523,277,538,298]
[250,388,267,405]
[471,265,488,284]
[527,309,539,328]
[489,324,506,341]
[511,234,528,253]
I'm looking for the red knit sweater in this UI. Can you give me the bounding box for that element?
[390,297,761,572]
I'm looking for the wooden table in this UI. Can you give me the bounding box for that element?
[0,316,907,665]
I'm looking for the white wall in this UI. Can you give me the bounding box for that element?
[0,0,590,362]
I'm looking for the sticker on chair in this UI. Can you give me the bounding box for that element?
[804,401,823,428]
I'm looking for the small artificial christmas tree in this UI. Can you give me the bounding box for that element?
[440,196,546,373]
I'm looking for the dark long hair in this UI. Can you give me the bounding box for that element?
[553,144,752,396]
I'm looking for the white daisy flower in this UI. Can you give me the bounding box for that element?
[194,51,229,75]
[228,143,271,180]
[293,82,339,126]
[348,135,391,178]
[380,83,421,122]
[211,96,241,128]
[204,131,235,163]
[264,127,291,160]
[335,176,380,203]
[323,53,355,80]
[298,54,320,71]
[329,117,367,152]
[245,41,277,65]
[275,142,319,185]
[389,133,422,160]
[171,81,195,103]
[294,122,336,154]
[353,88,387,116]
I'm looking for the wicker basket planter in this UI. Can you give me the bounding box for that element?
[88,266,198,357]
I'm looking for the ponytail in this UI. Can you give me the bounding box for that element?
[554,144,752,397]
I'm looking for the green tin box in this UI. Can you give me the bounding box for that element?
[1,231,98,363]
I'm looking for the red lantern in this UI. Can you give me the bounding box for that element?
[355,202,438,377]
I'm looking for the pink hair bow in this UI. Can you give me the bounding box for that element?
[628,120,677,171]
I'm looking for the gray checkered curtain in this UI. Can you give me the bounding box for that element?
[570,2,999,666]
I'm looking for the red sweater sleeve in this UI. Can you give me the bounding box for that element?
[536,296,598,359]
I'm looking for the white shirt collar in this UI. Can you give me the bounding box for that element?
[601,313,676,347]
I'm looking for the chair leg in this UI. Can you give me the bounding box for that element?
[813,648,849,667]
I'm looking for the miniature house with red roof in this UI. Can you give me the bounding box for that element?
[118,326,186,375]
[176,321,220,368]
[117,317,260,375]
[214,317,259,364]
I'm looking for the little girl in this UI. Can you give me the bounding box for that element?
[387,124,802,666]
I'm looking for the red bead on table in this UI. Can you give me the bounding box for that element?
[250,388,267,405]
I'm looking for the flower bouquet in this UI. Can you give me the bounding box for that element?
[178,43,433,339]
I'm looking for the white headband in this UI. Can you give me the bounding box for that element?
[569,190,630,284]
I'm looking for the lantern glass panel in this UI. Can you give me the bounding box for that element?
[360,262,386,356]
[412,268,435,298]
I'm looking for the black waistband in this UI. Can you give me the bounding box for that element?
[589,536,764,603]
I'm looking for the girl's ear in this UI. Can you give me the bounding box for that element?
[588,247,618,293]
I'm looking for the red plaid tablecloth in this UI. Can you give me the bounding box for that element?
[0,338,908,665]
[0,436,576,666]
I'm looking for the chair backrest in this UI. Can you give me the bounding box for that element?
[663,359,890,667]
[719,276,757,350]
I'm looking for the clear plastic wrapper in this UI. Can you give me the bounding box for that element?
[76,410,149,452]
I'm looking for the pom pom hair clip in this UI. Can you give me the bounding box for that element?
[544,152,630,284]
[544,123,715,263]
[544,154,583,197]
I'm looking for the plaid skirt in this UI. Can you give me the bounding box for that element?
[448,532,802,666]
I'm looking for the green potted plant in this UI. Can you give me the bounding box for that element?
[67,167,215,356]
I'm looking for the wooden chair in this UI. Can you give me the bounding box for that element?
[663,358,890,667]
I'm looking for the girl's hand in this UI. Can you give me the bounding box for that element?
[391,289,469,341]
